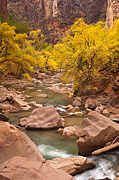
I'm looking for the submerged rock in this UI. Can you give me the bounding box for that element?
[45,156,96,176]
[0,122,43,164]
[62,126,79,136]
[77,111,119,156]
[19,106,65,129]
[0,156,75,180]
[37,94,48,98]
[29,101,43,108]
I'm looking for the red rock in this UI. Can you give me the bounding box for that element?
[85,98,99,110]
[0,122,43,164]
[109,114,119,122]
[11,97,31,111]
[62,126,79,136]
[72,97,82,106]
[7,0,107,43]
[37,94,48,98]
[0,175,10,180]
[77,111,119,156]
[19,106,65,129]
[45,156,96,176]
[0,156,75,180]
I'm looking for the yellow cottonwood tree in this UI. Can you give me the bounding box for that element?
[0,22,36,78]
[53,19,112,90]
[106,19,119,72]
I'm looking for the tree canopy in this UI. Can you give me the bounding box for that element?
[53,18,119,91]
[0,17,119,88]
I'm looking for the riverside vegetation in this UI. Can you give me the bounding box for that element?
[0,15,119,91]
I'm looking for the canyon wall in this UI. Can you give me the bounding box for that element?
[1,0,118,42]
[0,0,7,19]
[106,0,119,28]
[7,0,107,43]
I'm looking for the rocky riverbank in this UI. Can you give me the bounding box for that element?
[0,73,119,179]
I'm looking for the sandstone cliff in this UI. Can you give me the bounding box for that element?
[7,0,107,43]
[0,0,7,19]
[106,0,119,28]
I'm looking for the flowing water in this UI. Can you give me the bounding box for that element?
[8,83,119,180]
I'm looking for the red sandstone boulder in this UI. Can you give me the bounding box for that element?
[19,106,65,129]
[0,122,43,164]
[62,126,79,136]
[45,156,95,176]
[0,156,75,180]
[85,98,99,110]
[11,96,31,111]
[77,111,119,156]
[72,97,82,106]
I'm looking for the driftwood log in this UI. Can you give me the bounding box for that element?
[92,142,119,155]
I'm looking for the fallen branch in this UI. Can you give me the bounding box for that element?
[111,136,119,145]
[92,142,119,155]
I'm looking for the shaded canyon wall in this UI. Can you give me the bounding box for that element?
[0,0,7,19]
[106,0,119,28]
[1,0,119,42]
[7,0,107,43]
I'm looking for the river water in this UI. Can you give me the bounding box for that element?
[8,83,119,180]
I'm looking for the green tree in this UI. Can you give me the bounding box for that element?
[6,13,30,34]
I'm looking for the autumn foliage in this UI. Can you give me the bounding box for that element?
[0,18,119,89]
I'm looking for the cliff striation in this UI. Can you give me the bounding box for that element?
[7,0,107,43]
[106,0,119,28]
[0,0,7,19]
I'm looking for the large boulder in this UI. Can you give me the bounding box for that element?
[0,122,43,164]
[45,156,96,176]
[19,106,65,129]
[77,111,119,156]
[0,156,75,180]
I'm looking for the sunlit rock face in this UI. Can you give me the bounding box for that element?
[0,0,7,19]
[7,0,107,43]
[106,0,119,28]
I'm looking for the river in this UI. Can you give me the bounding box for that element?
[8,83,119,180]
